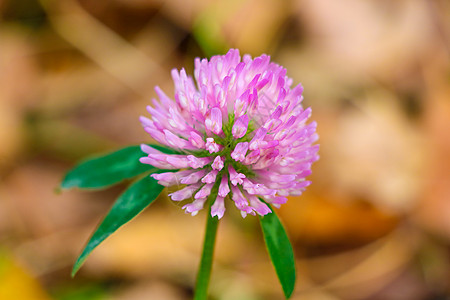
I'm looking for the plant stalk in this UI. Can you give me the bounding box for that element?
[193,190,220,300]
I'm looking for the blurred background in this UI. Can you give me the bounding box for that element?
[1,0,450,299]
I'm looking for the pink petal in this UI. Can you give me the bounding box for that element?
[151,170,192,186]
[234,90,249,117]
[182,197,208,216]
[195,183,214,199]
[140,153,190,169]
[211,196,225,219]
[260,140,279,149]
[228,165,245,186]
[247,88,259,113]
[169,183,202,201]
[242,179,276,196]
[270,106,283,119]
[249,128,268,150]
[246,194,272,216]
[140,144,162,155]
[251,149,279,169]
[263,119,282,132]
[139,116,153,128]
[168,107,189,131]
[180,169,208,184]
[187,155,212,169]
[231,186,254,217]
[205,138,221,153]
[256,170,296,183]
[189,131,205,149]
[231,142,248,162]
[211,156,224,170]
[202,170,218,184]
[143,125,168,146]
[205,107,223,134]
[232,114,249,138]
[155,86,175,107]
[165,155,191,168]
[164,130,194,150]
[139,156,172,169]
[218,175,230,197]
[243,149,260,165]
[263,195,288,205]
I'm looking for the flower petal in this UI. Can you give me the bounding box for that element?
[205,107,223,134]
[182,197,208,216]
[169,183,202,201]
[189,131,206,149]
[231,142,248,162]
[195,183,214,199]
[228,165,246,186]
[242,179,276,196]
[231,186,254,217]
[205,138,221,153]
[218,175,230,197]
[187,155,212,169]
[180,169,208,184]
[211,196,225,219]
[164,130,195,150]
[246,193,272,216]
[232,114,249,139]
[201,170,218,184]
[211,156,224,170]
[151,170,192,186]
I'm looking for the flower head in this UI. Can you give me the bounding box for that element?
[140,49,319,219]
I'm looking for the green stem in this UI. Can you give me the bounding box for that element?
[193,189,220,300]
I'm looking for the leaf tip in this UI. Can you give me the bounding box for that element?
[283,278,296,299]
[71,258,85,278]
[70,269,78,278]
[60,175,77,190]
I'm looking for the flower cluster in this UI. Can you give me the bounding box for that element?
[140,49,319,219]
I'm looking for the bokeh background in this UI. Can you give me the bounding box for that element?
[1,0,450,299]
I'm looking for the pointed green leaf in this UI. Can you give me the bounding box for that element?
[259,205,296,299]
[61,144,177,189]
[72,175,165,276]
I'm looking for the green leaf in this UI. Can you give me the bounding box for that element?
[61,144,177,189]
[71,175,165,276]
[259,205,296,299]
